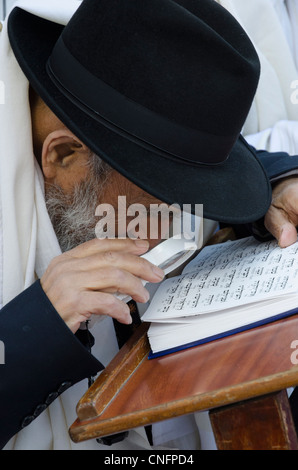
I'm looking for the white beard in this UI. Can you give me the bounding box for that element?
[45,153,111,252]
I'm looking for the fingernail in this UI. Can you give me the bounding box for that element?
[152,265,165,280]
[138,290,150,303]
[134,239,149,249]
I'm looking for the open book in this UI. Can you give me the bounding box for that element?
[142,236,298,358]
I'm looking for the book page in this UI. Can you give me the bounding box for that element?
[142,237,298,322]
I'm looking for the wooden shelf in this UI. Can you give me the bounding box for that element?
[70,315,298,449]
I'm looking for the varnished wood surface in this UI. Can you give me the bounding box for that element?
[76,322,150,420]
[210,390,298,450]
[70,314,298,443]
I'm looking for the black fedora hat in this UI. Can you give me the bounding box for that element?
[8,0,271,224]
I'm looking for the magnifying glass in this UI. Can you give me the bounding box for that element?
[141,235,197,274]
[117,213,202,302]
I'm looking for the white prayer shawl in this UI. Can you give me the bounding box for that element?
[286,0,298,70]
[240,0,298,155]
[245,120,298,157]
[216,0,298,156]
[217,0,298,138]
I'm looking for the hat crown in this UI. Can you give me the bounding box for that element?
[60,0,259,138]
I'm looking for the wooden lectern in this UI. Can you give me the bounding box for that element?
[69,229,298,450]
[69,313,298,450]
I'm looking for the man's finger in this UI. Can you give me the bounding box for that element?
[81,291,133,325]
[264,205,298,248]
[65,237,150,258]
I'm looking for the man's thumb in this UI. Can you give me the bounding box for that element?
[277,223,298,248]
[264,205,298,248]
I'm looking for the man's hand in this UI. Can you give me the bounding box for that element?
[264,177,298,248]
[40,238,164,333]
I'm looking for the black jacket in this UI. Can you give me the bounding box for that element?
[0,280,103,449]
[0,147,297,449]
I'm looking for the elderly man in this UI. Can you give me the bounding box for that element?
[1,0,298,451]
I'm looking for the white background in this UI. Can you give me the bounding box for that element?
[1,0,17,19]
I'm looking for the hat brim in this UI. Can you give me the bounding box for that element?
[8,8,272,224]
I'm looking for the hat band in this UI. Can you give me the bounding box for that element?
[47,36,235,166]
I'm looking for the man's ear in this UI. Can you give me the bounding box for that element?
[41,129,89,181]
